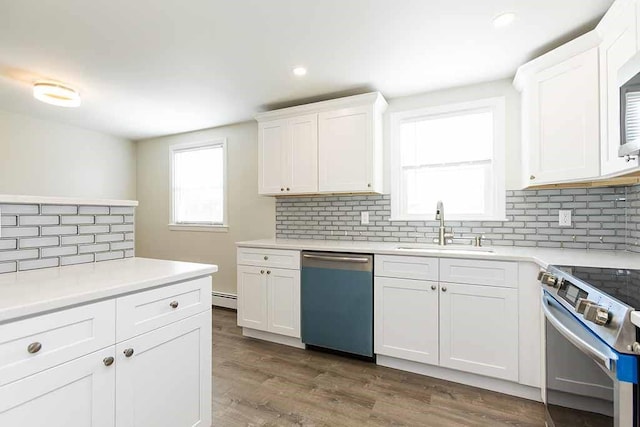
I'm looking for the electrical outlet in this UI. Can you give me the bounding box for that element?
[361,211,369,225]
[559,210,572,227]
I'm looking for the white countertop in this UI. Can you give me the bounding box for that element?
[0,257,217,323]
[236,238,640,270]
[0,194,138,206]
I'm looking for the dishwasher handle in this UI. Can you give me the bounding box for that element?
[302,254,370,263]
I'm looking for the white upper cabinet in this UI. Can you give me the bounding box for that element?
[597,0,639,176]
[515,34,601,187]
[256,92,386,196]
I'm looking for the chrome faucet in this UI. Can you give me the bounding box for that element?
[434,200,454,246]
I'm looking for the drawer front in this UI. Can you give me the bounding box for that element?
[440,259,518,288]
[375,255,439,281]
[237,247,300,269]
[116,276,212,341]
[0,300,115,386]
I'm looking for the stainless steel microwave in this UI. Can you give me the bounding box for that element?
[619,51,640,158]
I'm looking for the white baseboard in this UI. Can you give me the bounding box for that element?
[377,355,542,402]
[212,291,237,309]
[242,327,305,349]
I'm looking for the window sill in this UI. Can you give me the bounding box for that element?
[168,224,229,232]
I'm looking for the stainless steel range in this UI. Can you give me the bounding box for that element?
[539,265,640,427]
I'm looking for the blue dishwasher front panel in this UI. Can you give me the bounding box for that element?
[301,266,373,357]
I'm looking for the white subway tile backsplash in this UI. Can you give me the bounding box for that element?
[20,215,60,226]
[41,205,78,215]
[19,258,59,271]
[78,206,109,215]
[20,236,60,248]
[0,202,135,273]
[61,216,95,225]
[0,204,38,215]
[41,225,78,236]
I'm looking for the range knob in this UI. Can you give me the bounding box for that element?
[539,272,558,287]
[576,298,596,314]
[584,304,610,326]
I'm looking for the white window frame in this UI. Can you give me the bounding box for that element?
[390,97,506,221]
[168,138,228,232]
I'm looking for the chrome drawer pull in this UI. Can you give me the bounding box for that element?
[27,342,42,354]
[169,301,179,309]
[103,357,114,367]
[123,348,134,358]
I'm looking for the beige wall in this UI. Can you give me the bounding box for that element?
[135,121,275,294]
[0,109,136,199]
[384,78,521,190]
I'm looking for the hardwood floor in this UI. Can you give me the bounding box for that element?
[211,307,545,426]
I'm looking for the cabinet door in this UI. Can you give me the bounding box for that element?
[115,311,211,427]
[318,106,373,193]
[286,114,318,194]
[267,268,300,338]
[258,119,287,195]
[600,1,639,176]
[439,283,518,381]
[374,277,439,365]
[0,347,115,427]
[526,47,600,185]
[237,265,268,331]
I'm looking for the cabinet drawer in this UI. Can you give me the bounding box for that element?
[237,247,300,269]
[440,259,518,288]
[116,276,212,341]
[375,255,438,281]
[0,300,115,386]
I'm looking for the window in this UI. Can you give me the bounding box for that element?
[390,98,506,221]
[170,139,227,230]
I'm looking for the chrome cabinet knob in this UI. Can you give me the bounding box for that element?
[260,270,265,274]
[431,284,437,290]
[286,187,290,191]
[530,175,536,180]
[103,356,114,367]
[367,183,372,188]
[266,270,271,275]
[264,256,268,260]
[123,348,134,358]
[280,188,284,191]
[169,301,179,309]
[27,342,42,354]
[441,286,447,292]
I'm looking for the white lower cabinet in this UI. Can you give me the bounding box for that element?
[374,256,524,385]
[237,258,301,338]
[439,282,519,382]
[0,275,213,427]
[374,277,439,365]
[0,346,116,427]
[115,311,211,427]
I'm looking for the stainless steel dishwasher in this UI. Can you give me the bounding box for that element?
[301,251,374,358]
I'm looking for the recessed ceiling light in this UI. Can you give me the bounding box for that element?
[493,12,516,28]
[33,81,81,107]
[293,67,307,76]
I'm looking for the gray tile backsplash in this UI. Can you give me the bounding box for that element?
[0,204,135,272]
[276,186,640,251]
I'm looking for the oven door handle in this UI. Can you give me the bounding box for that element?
[542,294,617,372]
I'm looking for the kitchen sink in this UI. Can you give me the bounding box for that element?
[395,245,495,255]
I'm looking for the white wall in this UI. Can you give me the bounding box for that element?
[0,109,136,199]
[383,78,521,190]
[135,121,275,295]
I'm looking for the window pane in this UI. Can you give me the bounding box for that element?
[173,145,224,224]
[400,110,493,166]
[402,164,491,216]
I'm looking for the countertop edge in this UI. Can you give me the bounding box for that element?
[0,262,218,323]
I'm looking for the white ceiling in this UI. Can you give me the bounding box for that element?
[0,0,613,140]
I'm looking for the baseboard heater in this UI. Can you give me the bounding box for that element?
[212,291,237,310]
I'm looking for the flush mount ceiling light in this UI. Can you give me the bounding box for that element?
[292,66,307,76]
[33,81,81,107]
[493,12,516,28]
